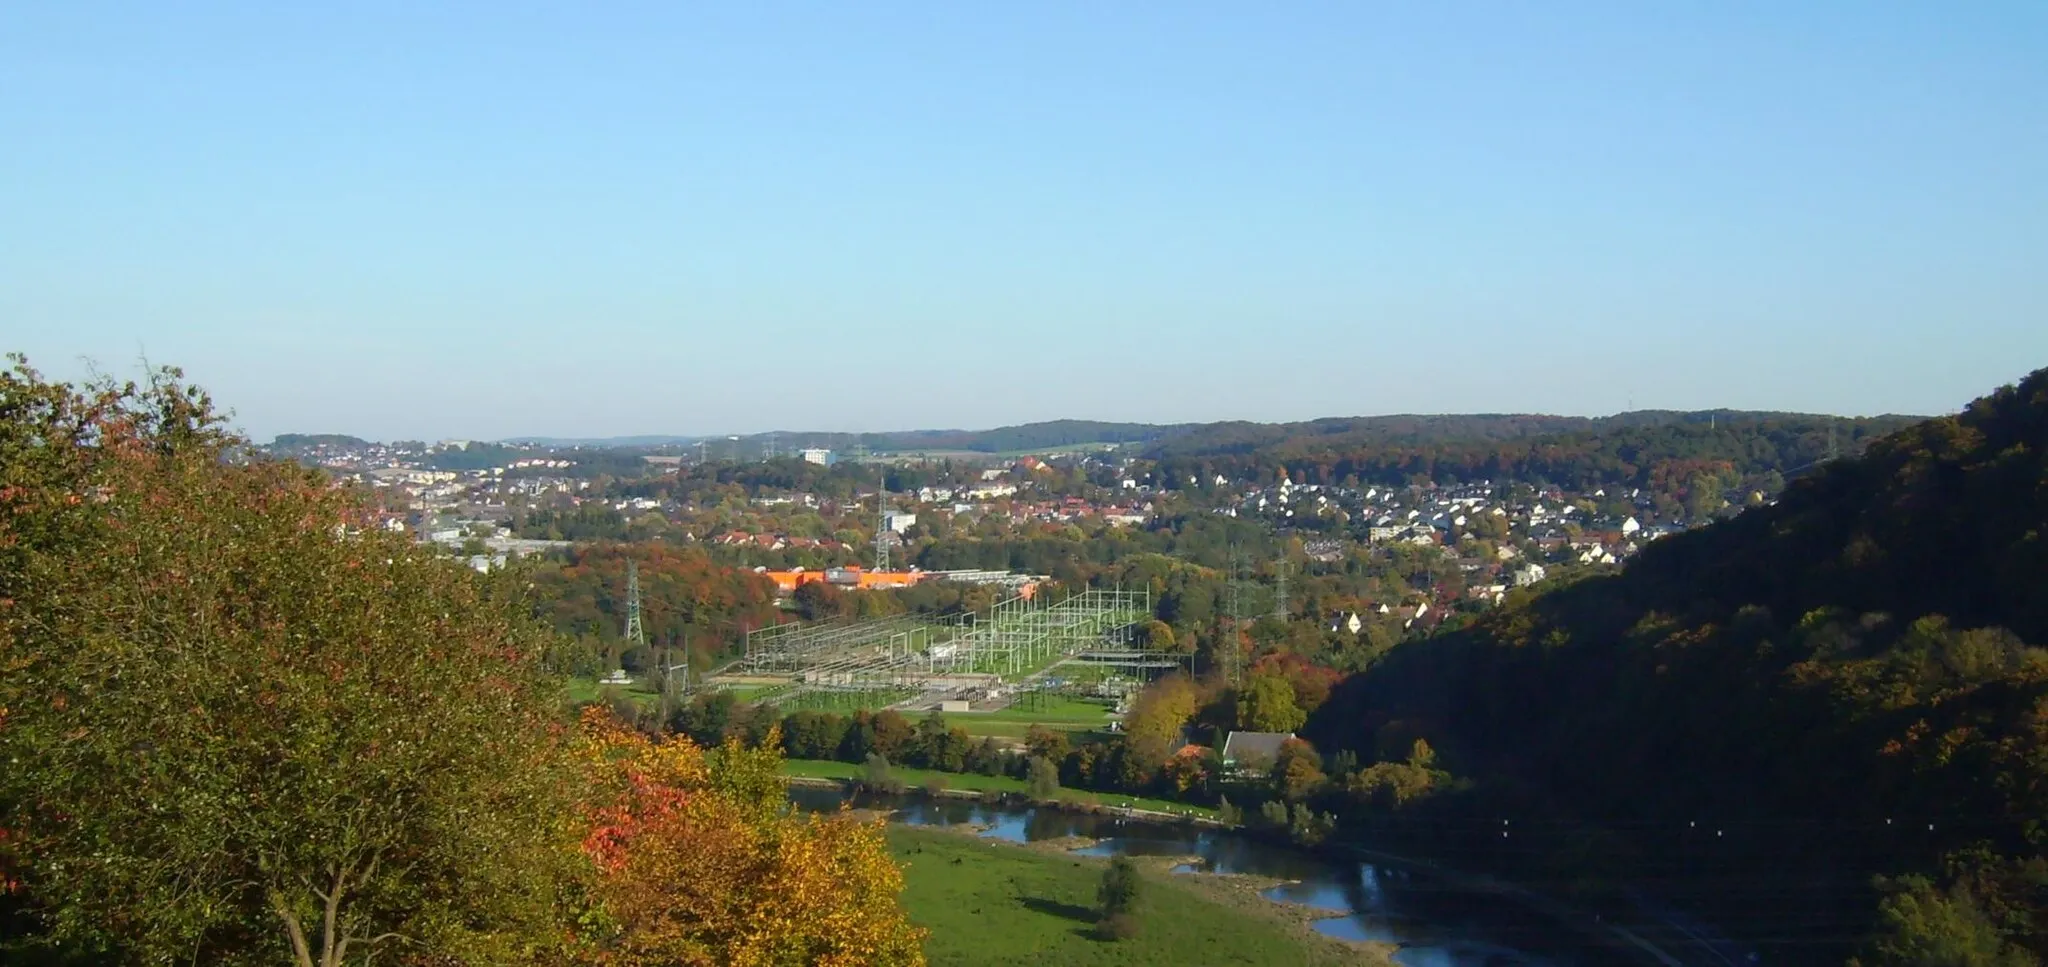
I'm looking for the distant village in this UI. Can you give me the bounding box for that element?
[273,435,1739,629]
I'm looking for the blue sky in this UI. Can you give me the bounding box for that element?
[3,2,2043,442]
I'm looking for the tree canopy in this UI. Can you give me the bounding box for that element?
[0,357,925,966]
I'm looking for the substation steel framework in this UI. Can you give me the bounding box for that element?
[739,588,1155,700]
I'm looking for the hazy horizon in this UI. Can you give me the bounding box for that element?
[264,402,1943,448]
[6,2,2044,441]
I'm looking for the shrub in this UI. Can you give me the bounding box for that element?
[1098,855,1142,923]
[860,752,905,794]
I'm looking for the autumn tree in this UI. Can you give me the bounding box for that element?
[1023,724,1072,764]
[1141,619,1179,652]
[1271,738,1328,802]
[1122,674,1201,750]
[0,360,579,966]
[573,710,925,966]
[792,580,851,621]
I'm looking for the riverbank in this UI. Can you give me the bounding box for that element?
[780,758,1222,821]
[887,824,1392,967]
[799,779,1719,966]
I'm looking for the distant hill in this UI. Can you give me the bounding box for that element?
[1143,410,1927,493]
[296,411,1925,473]
[1145,409,1926,457]
[1307,372,2048,963]
[498,435,701,448]
[869,420,1192,453]
[500,421,1191,456]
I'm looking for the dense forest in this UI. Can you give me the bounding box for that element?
[1307,371,2048,964]
[526,543,783,667]
[1148,413,1926,493]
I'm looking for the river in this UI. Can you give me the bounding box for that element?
[791,786,1661,967]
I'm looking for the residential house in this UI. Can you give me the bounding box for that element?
[1220,731,1295,773]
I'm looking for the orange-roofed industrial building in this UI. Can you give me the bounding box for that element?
[759,567,926,593]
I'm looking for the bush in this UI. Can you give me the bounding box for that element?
[922,775,949,797]
[1098,855,1142,921]
[860,752,905,794]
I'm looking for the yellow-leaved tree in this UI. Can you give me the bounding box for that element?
[570,708,926,967]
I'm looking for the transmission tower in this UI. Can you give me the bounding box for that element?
[1272,559,1289,622]
[623,560,647,650]
[1221,546,1247,687]
[873,485,891,572]
[1826,422,1840,462]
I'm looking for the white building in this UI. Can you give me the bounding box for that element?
[882,511,918,534]
[799,448,834,465]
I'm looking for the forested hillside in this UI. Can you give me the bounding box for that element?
[1308,370,2048,964]
[1149,412,1924,492]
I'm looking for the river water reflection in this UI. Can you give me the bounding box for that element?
[790,787,1639,967]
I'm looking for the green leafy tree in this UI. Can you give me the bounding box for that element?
[1096,855,1143,940]
[1236,673,1307,733]
[0,361,578,967]
[1856,876,2038,967]
[1025,756,1061,800]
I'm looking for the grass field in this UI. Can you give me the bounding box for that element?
[936,718,1115,742]
[936,694,1114,739]
[719,683,780,702]
[781,759,1214,819]
[886,826,1376,967]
